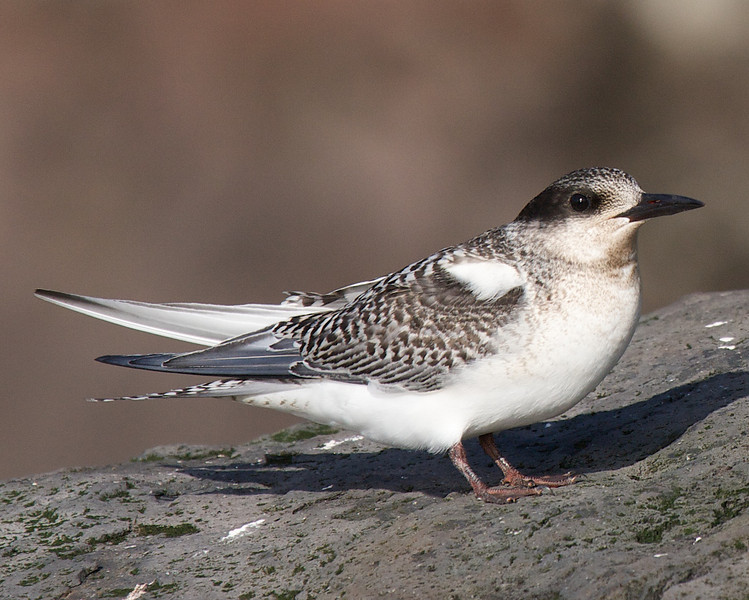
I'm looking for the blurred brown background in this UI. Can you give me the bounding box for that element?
[2,2,748,480]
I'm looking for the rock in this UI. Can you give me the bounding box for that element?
[1,291,747,600]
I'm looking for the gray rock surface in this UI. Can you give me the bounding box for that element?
[2,290,748,600]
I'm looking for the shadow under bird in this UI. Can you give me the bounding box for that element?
[36,167,703,502]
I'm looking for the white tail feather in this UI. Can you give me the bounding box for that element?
[35,290,330,345]
[88,378,294,402]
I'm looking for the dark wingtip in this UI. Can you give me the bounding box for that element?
[96,353,178,371]
[35,289,91,304]
[95,354,139,367]
[35,288,65,300]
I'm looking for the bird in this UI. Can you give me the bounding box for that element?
[36,167,703,502]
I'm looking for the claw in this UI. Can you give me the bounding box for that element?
[448,436,579,503]
[448,439,579,504]
[504,472,577,489]
[475,485,543,504]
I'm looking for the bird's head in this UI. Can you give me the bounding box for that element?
[514,167,703,264]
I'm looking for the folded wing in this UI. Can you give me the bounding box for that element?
[34,279,382,346]
[96,327,313,378]
[39,246,525,394]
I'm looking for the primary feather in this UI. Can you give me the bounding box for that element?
[33,281,381,346]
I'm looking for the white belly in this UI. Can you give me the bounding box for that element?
[238,271,641,453]
[455,290,640,438]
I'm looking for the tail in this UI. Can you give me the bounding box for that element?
[35,282,380,399]
[34,279,381,345]
[34,289,329,345]
[88,378,298,402]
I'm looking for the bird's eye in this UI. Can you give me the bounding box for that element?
[570,193,592,212]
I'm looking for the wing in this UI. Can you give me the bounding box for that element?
[72,232,525,393]
[96,327,314,378]
[282,276,385,308]
[34,278,382,346]
[275,238,526,392]
[84,277,385,379]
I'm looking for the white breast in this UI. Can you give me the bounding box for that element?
[454,264,642,438]
[237,265,642,454]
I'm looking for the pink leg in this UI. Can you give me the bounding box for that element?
[478,433,577,488]
[448,441,543,503]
